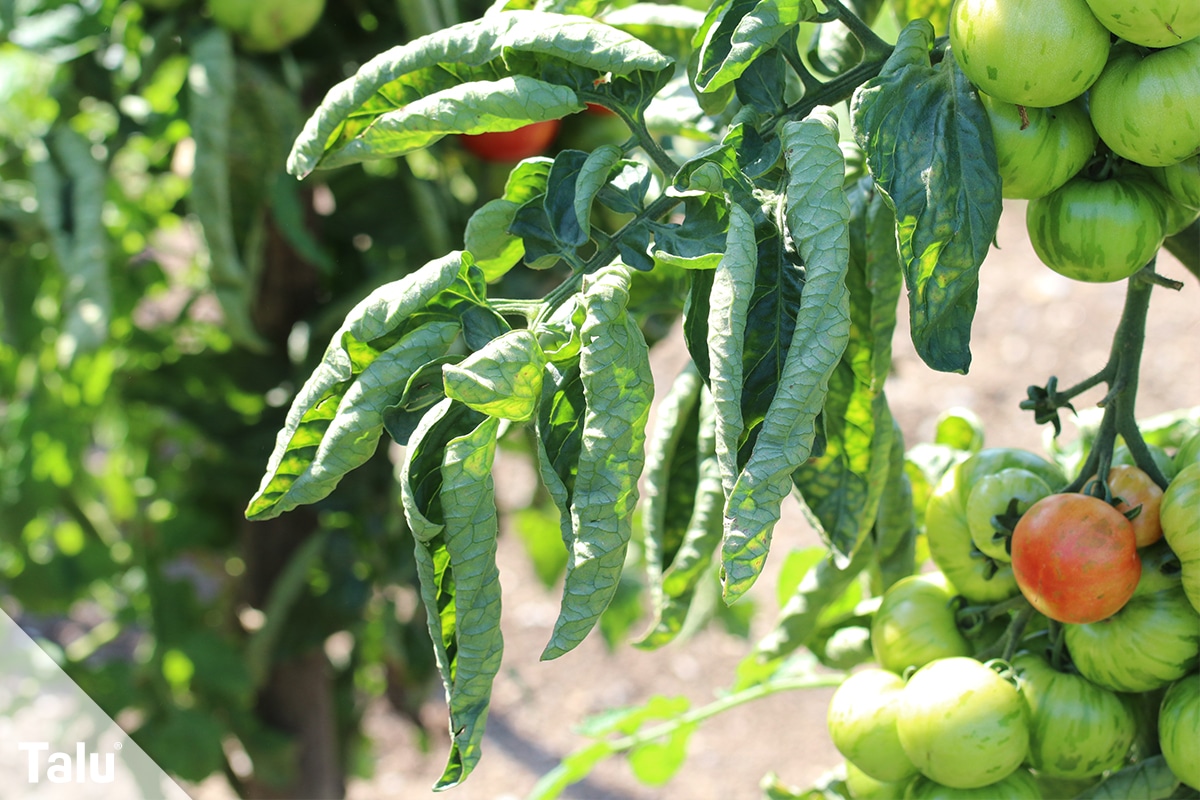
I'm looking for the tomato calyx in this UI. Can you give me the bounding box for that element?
[987,496,1024,556]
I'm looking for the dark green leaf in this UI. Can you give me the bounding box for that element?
[850,21,1002,373]
[692,0,819,96]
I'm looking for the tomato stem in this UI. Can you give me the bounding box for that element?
[821,0,894,61]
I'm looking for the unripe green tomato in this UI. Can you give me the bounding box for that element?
[1162,462,1200,614]
[1152,154,1200,210]
[1174,432,1200,472]
[950,0,1110,107]
[1089,39,1200,168]
[208,0,325,52]
[845,759,908,799]
[896,657,1030,789]
[1159,673,1200,790]
[871,572,973,674]
[965,469,1053,562]
[1026,174,1166,283]
[1125,165,1200,236]
[1083,0,1200,48]
[902,769,1041,799]
[827,669,920,784]
[978,93,1097,200]
[891,0,953,37]
[1012,649,1136,779]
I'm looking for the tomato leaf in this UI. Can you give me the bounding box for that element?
[602,3,706,64]
[850,20,1002,374]
[791,176,902,564]
[870,417,918,591]
[543,266,654,660]
[245,252,478,520]
[399,401,503,789]
[442,328,545,422]
[692,0,819,96]
[287,11,672,176]
[721,110,851,603]
[806,0,885,78]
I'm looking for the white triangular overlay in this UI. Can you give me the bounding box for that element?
[0,608,194,799]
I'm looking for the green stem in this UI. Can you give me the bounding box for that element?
[823,0,894,60]
[613,108,680,177]
[770,55,889,129]
[604,673,845,756]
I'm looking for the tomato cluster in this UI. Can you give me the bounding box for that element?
[826,436,1200,797]
[949,0,1200,282]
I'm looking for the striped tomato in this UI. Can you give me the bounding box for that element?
[1012,649,1136,779]
[1159,674,1200,790]
[870,572,972,674]
[978,93,1097,200]
[826,669,919,784]
[1064,583,1200,693]
[1026,174,1167,283]
[904,769,1041,799]
[1162,462,1200,613]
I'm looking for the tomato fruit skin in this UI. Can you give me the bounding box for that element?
[1011,493,1140,624]
[979,94,1097,200]
[1159,674,1200,790]
[903,769,1042,799]
[827,669,919,784]
[1011,649,1136,779]
[870,572,973,674]
[1026,174,1166,283]
[966,468,1053,562]
[1162,462,1200,613]
[1175,433,1200,473]
[926,449,1066,604]
[1096,464,1165,548]
[896,657,1030,789]
[1064,584,1200,692]
[1152,154,1200,210]
[844,760,907,800]
[949,0,1110,107]
[891,0,953,37]
[460,120,561,163]
[1083,0,1200,48]
[1089,39,1200,168]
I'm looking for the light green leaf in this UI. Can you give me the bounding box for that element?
[288,11,672,176]
[544,265,654,660]
[246,252,473,520]
[720,109,851,603]
[628,722,696,786]
[443,328,545,422]
[400,401,504,789]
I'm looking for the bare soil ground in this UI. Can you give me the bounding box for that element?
[195,202,1200,800]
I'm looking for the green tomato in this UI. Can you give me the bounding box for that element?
[1162,462,1200,614]
[1026,174,1166,283]
[966,469,1053,562]
[827,669,920,784]
[846,760,908,800]
[1012,649,1136,778]
[1089,39,1200,168]
[896,657,1030,789]
[1152,154,1200,210]
[949,0,1110,107]
[926,449,1066,603]
[208,0,325,52]
[902,769,1041,799]
[1159,674,1200,790]
[871,573,973,674]
[1064,581,1200,693]
[979,94,1097,200]
[1083,0,1200,47]
[891,0,953,37]
[1174,432,1200,472]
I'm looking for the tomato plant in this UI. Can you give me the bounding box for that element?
[1083,0,1200,48]
[965,467,1054,561]
[1162,462,1200,613]
[1099,464,1165,547]
[895,657,1030,789]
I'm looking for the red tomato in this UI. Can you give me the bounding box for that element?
[1101,464,1164,548]
[1011,494,1141,624]
[459,119,560,162]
